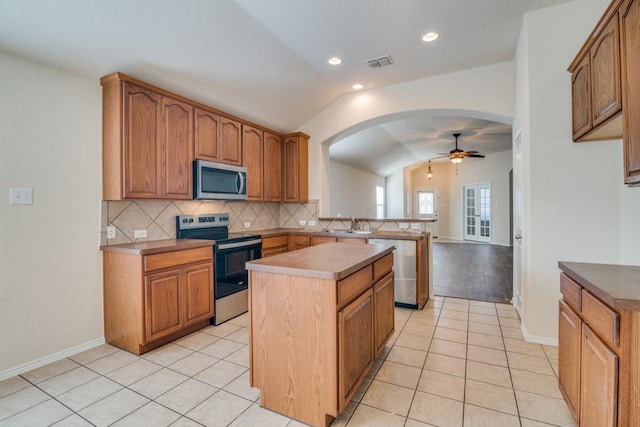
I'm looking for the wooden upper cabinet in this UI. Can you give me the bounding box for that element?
[243,124,264,201]
[194,107,220,161]
[161,97,193,199]
[569,5,623,142]
[283,132,309,203]
[621,0,640,185]
[571,57,592,141]
[263,132,283,202]
[123,83,163,198]
[220,117,243,166]
[591,15,622,128]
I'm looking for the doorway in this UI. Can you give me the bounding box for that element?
[463,184,491,243]
[415,188,438,237]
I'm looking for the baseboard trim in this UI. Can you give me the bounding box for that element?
[521,322,558,346]
[0,337,106,381]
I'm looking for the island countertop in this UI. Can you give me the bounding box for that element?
[246,241,395,280]
[559,261,640,311]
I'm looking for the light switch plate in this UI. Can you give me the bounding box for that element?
[308,220,316,226]
[244,222,251,229]
[134,229,147,239]
[299,220,307,226]
[9,188,32,205]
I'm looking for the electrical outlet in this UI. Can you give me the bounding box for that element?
[134,229,147,239]
[411,223,421,230]
[106,226,116,239]
[244,222,251,229]
[399,222,409,230]
[308,220,316,226]
[299,220,307,226]
[9,187,32,205]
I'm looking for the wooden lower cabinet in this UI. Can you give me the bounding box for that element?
[261,235,289,258]
[338,289,374,406]
[374,272,395,354]
[289,233,311,251]
[312,235,337,245]
[103,246,214,355]
[581,324,618,427]
[558,299,581,421]
[558,272,630,426]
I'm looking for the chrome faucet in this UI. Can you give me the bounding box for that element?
[350,217,359,231]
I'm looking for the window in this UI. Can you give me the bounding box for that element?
[376,186,384,218]
[417,190,434,215]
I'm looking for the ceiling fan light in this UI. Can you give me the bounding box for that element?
[450,156,463,164]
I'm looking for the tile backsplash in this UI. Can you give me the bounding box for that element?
[100,199,320,246]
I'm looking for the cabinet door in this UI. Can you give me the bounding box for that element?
[144,270,182,342]
[338,288,374,410]
[621,0,640,185]
[123,83,162,198]
[338,237,367,244]
[571,56,592,141]
[311,236,337,246]
[220,117,242,165]
[283,134,309,203]
[243,125,264,201]
[580,324,618,427]
[194,107,220,161]
[374,272,395,355]
[161,97,193,199]
[591,15,621,128]
[558,299,581,422]
[263,132,283,202]
[183,263,214,326]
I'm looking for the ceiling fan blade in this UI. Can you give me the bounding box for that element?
[468,154,485,158]
[464,150,479,154]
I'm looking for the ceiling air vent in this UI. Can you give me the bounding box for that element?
[366,55,394,68]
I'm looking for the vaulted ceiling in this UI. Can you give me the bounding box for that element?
[0,0,571,175]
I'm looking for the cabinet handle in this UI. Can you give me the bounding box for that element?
[600,101,617,115]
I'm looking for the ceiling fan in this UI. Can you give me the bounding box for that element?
[435,132,486,164]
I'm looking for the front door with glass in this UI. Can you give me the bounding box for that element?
[463,184,491,243]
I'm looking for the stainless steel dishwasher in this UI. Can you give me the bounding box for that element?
[369,239,417,308]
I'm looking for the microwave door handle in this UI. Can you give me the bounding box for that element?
[236,172,245,194]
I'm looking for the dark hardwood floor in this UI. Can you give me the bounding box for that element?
[433,241,513,303]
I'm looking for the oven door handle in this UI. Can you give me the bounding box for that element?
[216,239,262,250]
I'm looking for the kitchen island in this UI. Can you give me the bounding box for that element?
[246,242,395,427]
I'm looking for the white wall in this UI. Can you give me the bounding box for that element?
[328,161,384,217]
[410,151,512,245]
[385,169,404,218]
[0,52,103,376]
[515,0,623,343]
[299,61,516,213]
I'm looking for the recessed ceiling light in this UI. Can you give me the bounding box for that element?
[422,32,439,42]
[328,57,342,65]
[352,83,363,90]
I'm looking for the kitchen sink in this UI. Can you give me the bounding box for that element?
[321,229,353,233]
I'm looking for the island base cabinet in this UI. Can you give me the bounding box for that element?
[338,289,374,408]
[248,245,394,427]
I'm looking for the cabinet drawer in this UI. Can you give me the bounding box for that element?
[338,265,373,309]
[337,237,366,244]
[262,247,287,258]
[311,236,337,245]
[582,290,619,348]
[292,235,310,245]
[262,235,288,250]
[561,274,582,312]
[373,253,393,281]
[144,247,212,272]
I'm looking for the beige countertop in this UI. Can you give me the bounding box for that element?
[247,242,395,280]
[559,261,640,311]
[100,239,214,255]
[319,217,437,223]
[253,228,429,241]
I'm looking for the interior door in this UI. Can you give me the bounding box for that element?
[416,189,438,237]
[463,184,491,243]
[513,131,524,311]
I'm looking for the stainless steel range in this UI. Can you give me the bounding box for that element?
[176,213,262,325]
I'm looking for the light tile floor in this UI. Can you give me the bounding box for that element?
[0,297,575,426]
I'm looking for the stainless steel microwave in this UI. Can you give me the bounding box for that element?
[193,160,247,200]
